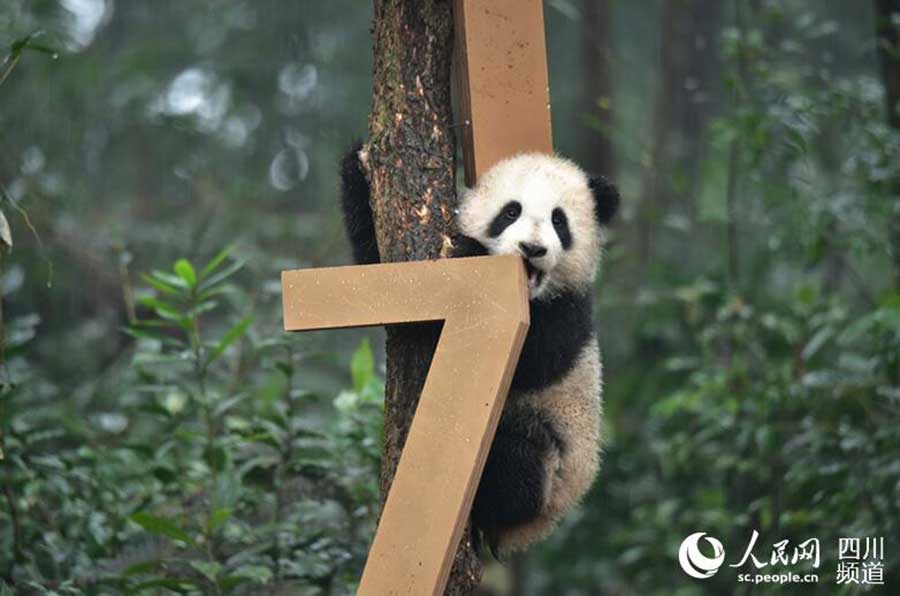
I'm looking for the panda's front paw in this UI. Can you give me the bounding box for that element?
[450,234,489,258]
[473,526,505,562]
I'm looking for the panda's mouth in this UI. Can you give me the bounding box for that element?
[523,260,546,291]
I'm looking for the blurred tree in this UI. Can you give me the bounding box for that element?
[876,0,900,131]
[638,0,723,265]
[580,0,614,176]
[361,1,478,594]
[874,0,900,283]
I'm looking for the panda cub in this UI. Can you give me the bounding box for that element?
[340,147,619,554]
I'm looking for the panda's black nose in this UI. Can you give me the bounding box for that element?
[519,242,547,258]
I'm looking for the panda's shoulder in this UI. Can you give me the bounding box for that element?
[513,291,595,391]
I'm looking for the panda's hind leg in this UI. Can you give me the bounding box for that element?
[471,406,560,554]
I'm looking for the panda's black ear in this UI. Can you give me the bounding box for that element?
[588,175,620,225]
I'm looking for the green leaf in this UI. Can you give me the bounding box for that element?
[189,560,221,582]
[200,244,236,280]
[188,300,219,317]
[9,31,60,58]
[23,42,58,56]
[148,270,189,291]
[123,325,185,347]
[230,564,273,584]
[207,507,232,532]
[207,314,253,365]
[213,393,246,417]
[254,418,286,449]
[138,296,182,320]
[198,259,243,293]
[137,297,191,329]
[237,455,280,478]
[204,444,227,472]
[802,327,834,361]
[130,318,181,329]
[0,209,12,247]
[218,576,248,590]
[197,284,236,302]
[351,338,374,393]
[123,559,162,577]
[129,512,198,548]
[152,466,177,484]
[174,259,197,289]
[129,578,198,593]
[141,273,182,296]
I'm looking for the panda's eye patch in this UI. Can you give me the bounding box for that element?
[552,207,572,250]
[488,200,522,238]
[504,202,521,219]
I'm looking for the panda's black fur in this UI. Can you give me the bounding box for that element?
[339,145,618,555]
[509,291,594,392]
[339,143,381,265]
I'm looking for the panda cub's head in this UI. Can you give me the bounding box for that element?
[458,153,619,300]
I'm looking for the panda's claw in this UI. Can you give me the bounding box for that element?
[489,539,507,563]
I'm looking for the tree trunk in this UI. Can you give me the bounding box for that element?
[636,0,679,265]
[874,0,900,285]
[876,0,900,131]
[637,0,724,264]
[581,0,615,176]
[670,0,723,217]
[363,1,482,593]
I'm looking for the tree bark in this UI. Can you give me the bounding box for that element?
[363,1,482,593]
[874,0,900,285]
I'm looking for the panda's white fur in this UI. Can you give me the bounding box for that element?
[458,153,604,299]
[456,154,614,553]
[485,341,603,552]
[340,147,619,555]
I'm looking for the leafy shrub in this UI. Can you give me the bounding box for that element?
[1,249,382,594]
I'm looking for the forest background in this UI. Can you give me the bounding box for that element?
[2,1,899,594]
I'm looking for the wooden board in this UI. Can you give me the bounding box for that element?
[454,0,554,186]
[282,256,530,595]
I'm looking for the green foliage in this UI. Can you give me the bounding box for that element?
[0,30,59,88]
[0,251,383,594]
[525,2,900,594]
[2,0,900,594]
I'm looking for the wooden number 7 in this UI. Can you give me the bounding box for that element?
[281,255,529,595]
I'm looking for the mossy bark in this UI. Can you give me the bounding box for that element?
[363,0,482,593]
